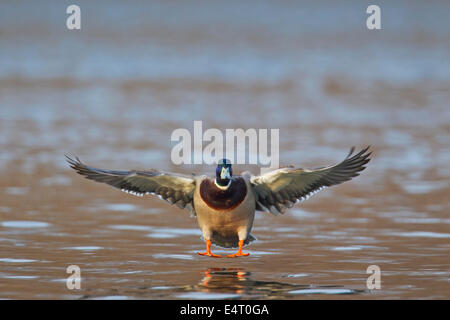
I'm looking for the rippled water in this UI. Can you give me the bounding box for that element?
[0,0,449,299]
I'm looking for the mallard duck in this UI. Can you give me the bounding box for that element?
[66,146,371,258]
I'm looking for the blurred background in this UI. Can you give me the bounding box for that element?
[0,0,448,299]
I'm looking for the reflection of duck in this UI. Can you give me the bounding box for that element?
[67,147,371,258]
[197,268,308,298]
[197,268,309,297]
[192,268,360,299]
[199,268,251,295]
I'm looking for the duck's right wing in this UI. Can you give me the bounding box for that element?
[66,156,197,216]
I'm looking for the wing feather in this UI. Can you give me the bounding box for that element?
[66,156,197,216]
[250,146,371,215]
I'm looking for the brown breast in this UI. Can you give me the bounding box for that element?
[199,177,247,211]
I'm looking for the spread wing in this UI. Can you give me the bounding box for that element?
[249,146,371,215]
[66,156,197,216]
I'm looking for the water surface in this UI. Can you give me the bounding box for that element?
[0,0,449,299]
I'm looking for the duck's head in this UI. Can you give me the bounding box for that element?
[215,159,232,188]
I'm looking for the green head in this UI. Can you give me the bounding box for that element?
[215,159,232,187]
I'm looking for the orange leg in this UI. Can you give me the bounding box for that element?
[198,239,222,258]
[227,240,250,258]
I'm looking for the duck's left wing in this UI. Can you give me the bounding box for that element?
[248,146,371,215]
[66,156,197,215]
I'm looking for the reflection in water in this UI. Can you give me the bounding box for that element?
[177,268,360,299]
[77,268,361,299]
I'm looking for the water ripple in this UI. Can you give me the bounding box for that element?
[289,288,357,295]
[1,221,51,228]
[0,258,37,263]
[391,231,450,239]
